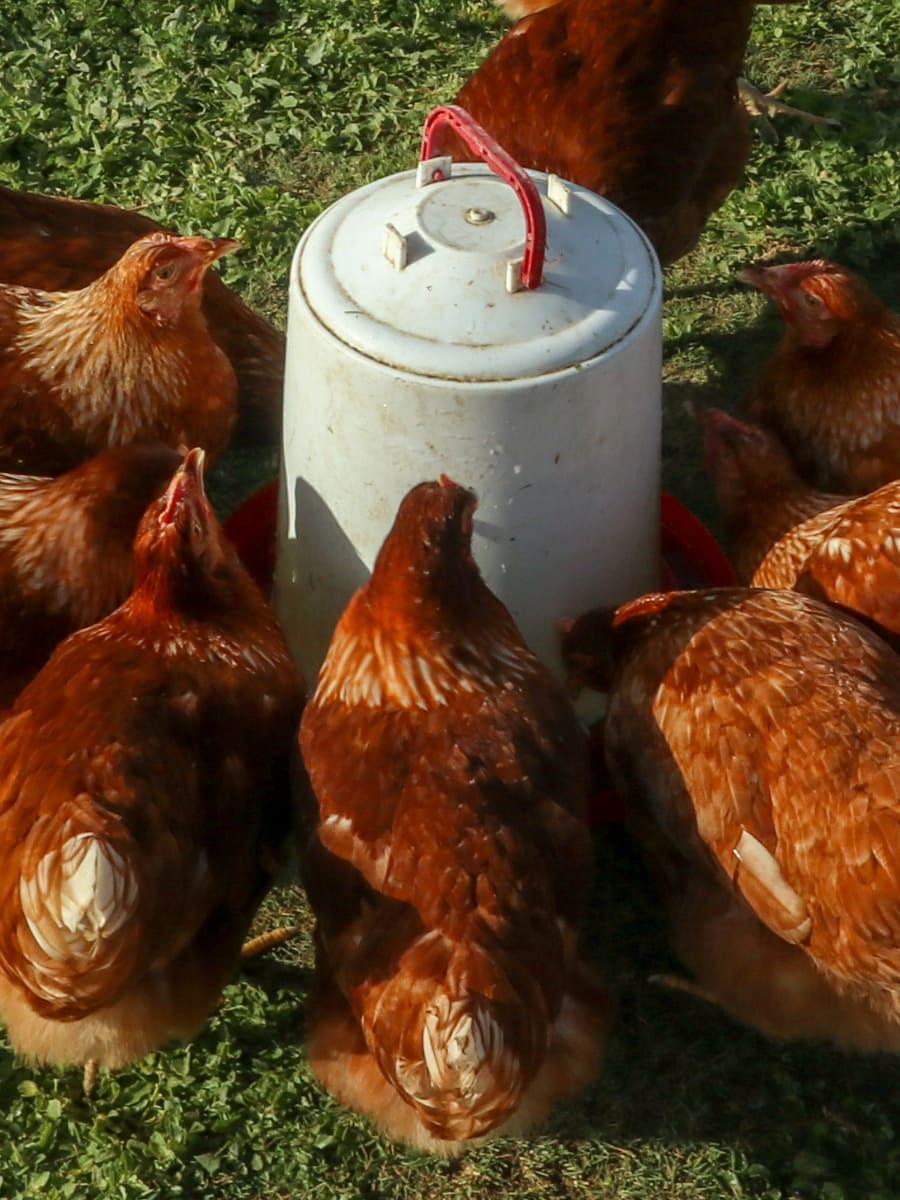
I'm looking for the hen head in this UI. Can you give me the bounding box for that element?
[316,476,538,710]
[696,407,799,507]
[560,590,694,696]
[109,232,239,327]
[366,476,483,623]
[558,608,617,696]
[131,446,239,612]
[739,259,886,349]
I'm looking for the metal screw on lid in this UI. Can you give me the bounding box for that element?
[465,207,496,225]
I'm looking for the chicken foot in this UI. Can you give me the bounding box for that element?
[649,972,719,1007]
[240,925,301,958]
[82,1058,99,1098]
[739,78,841,143]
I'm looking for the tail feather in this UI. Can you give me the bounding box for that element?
[309,923,608,1152]
[10,809,142,1017]
[364,933,548,1141]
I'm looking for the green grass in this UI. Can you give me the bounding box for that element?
[1,1,900,1197]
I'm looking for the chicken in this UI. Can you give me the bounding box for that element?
[0,441,181,708]
[699,406,900,634]
[447,0,835,265]
[571,586,900,1050]
[0,184,284,444]
[0,448,304,1090]
[0,232,240,474]
[299,477,607,1153]
[697,406,846,582]
[742,259,900,493]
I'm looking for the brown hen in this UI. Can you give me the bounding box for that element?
[0,232,238,473]
[742,259,900,492]
[0,449,303,1088]
[697,406,847,582]
[594,586,900,1050]
[448,0,788,265]
[699,406,900,633]
[299,478,607,1153]
[0,185,284,443]
[0,441,181,708]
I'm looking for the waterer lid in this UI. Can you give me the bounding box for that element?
[297,105,661,383]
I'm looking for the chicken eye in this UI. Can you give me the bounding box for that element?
[155,264,176,282]
[800,290,823,310]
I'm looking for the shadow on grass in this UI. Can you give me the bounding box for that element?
[542,824,900,1196]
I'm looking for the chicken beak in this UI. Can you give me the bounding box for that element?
[204,237,240,263]
[173,235,240,264]
[698,407,752,441]
[736,264,770,292]
[161,447,207,525]
[182,446,206,486]
[179,237,239,295]
[738,263,797,311]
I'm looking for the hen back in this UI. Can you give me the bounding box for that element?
[754,481,900,638]
[0,185,284,443]
[300,479,607,1153]
[603,586,900,1050]
[449,0,757,264]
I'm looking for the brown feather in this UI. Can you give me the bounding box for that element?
[699,408,900,636]
[0,234,238,473]
[604,586,900,1049]
[697,407,847,582]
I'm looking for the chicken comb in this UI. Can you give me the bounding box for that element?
[738,259,833,290]
[612,591,685,627]
[142,232,240,263]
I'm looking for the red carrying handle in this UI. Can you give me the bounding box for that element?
[418,104,546,290]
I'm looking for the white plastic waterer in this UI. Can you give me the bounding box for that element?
[276,105,662,689]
